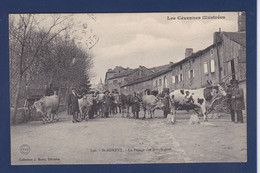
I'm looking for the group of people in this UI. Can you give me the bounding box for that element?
[47,78,245,124]
[67,89,132,123]
[91,90,143,119]
[66,88,171,123]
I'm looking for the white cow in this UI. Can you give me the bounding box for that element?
[34,94,60,123]
[78,94,94,121]
[169,84,226,124]
[142,95,163,119]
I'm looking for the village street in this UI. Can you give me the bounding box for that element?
[11,110,247,165]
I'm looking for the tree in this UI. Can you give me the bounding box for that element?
[9,14,73,123]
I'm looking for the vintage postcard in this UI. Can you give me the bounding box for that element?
[10,12,247,165]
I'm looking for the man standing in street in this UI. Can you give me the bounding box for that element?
[226,83,234,122]
[230,79,245,123]
[68,89,82,123]
[162,89,171,118]
[131,92,140,119]
[102,90,111,118]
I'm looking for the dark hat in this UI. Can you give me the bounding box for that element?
[104,90,110,94]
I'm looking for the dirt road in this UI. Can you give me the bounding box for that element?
[11,110,247,165]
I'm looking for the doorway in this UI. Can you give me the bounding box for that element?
[230,59,236,80]
[228,59,236,80]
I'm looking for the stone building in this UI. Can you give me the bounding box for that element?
[152,29,246,93]
[110,12,246,98]
[104,66,154,94]
[121,68,172,95]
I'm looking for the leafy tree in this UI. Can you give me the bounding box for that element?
[9,14,73,123]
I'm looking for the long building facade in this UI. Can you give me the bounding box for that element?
[121,31,246,95]
[105,12,246,99]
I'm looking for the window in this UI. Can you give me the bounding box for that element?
[113,80,118,84]
[172,76,176,84]
[155,80,158,86]
[210,59,215,72]
[204,62,208,74]
[180,64,182,70]
[175,76,179,83]
[210,48,214,55]
[189,69,194,78]
[179,73,183,82]
[164,76,168,88]
[159,79,162,86]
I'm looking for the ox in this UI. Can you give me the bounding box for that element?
[78,95,94,121]
[169,84,227,124]
[115,94,131,117]
[142,95,163,119]
[34,95,60,123]
[94,93,105,117]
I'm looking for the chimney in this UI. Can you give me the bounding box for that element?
[169,62,174,65]
[238,11,246,32]
[185,48,193,58]
[213,32,221,43]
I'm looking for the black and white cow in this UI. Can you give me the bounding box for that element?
[169,84,227,124]
[115,94,131,117]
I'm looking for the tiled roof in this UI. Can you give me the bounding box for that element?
[170,43,217,67]
[149,63,172,73]
[169,32,246,69]
[108,69,138,80]
[121,68,171,87]
[222,32,246,47]
[120,32,245,87]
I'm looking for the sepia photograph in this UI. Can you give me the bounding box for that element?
[9,12,247,165]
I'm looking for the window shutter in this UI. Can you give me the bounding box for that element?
[210,59,215,72]
[172,76,175,83]
[204,62,208,74]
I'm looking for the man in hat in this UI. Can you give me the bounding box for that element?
[226,83,234,122]
[230,79,245,123]
[67,89,82,123]
[109,93,116,115]
[162,90,171,118]
[102,90,111,118]
[131,92,141,118]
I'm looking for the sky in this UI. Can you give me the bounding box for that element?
[26,12,238,85]
[85,12,239,85]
